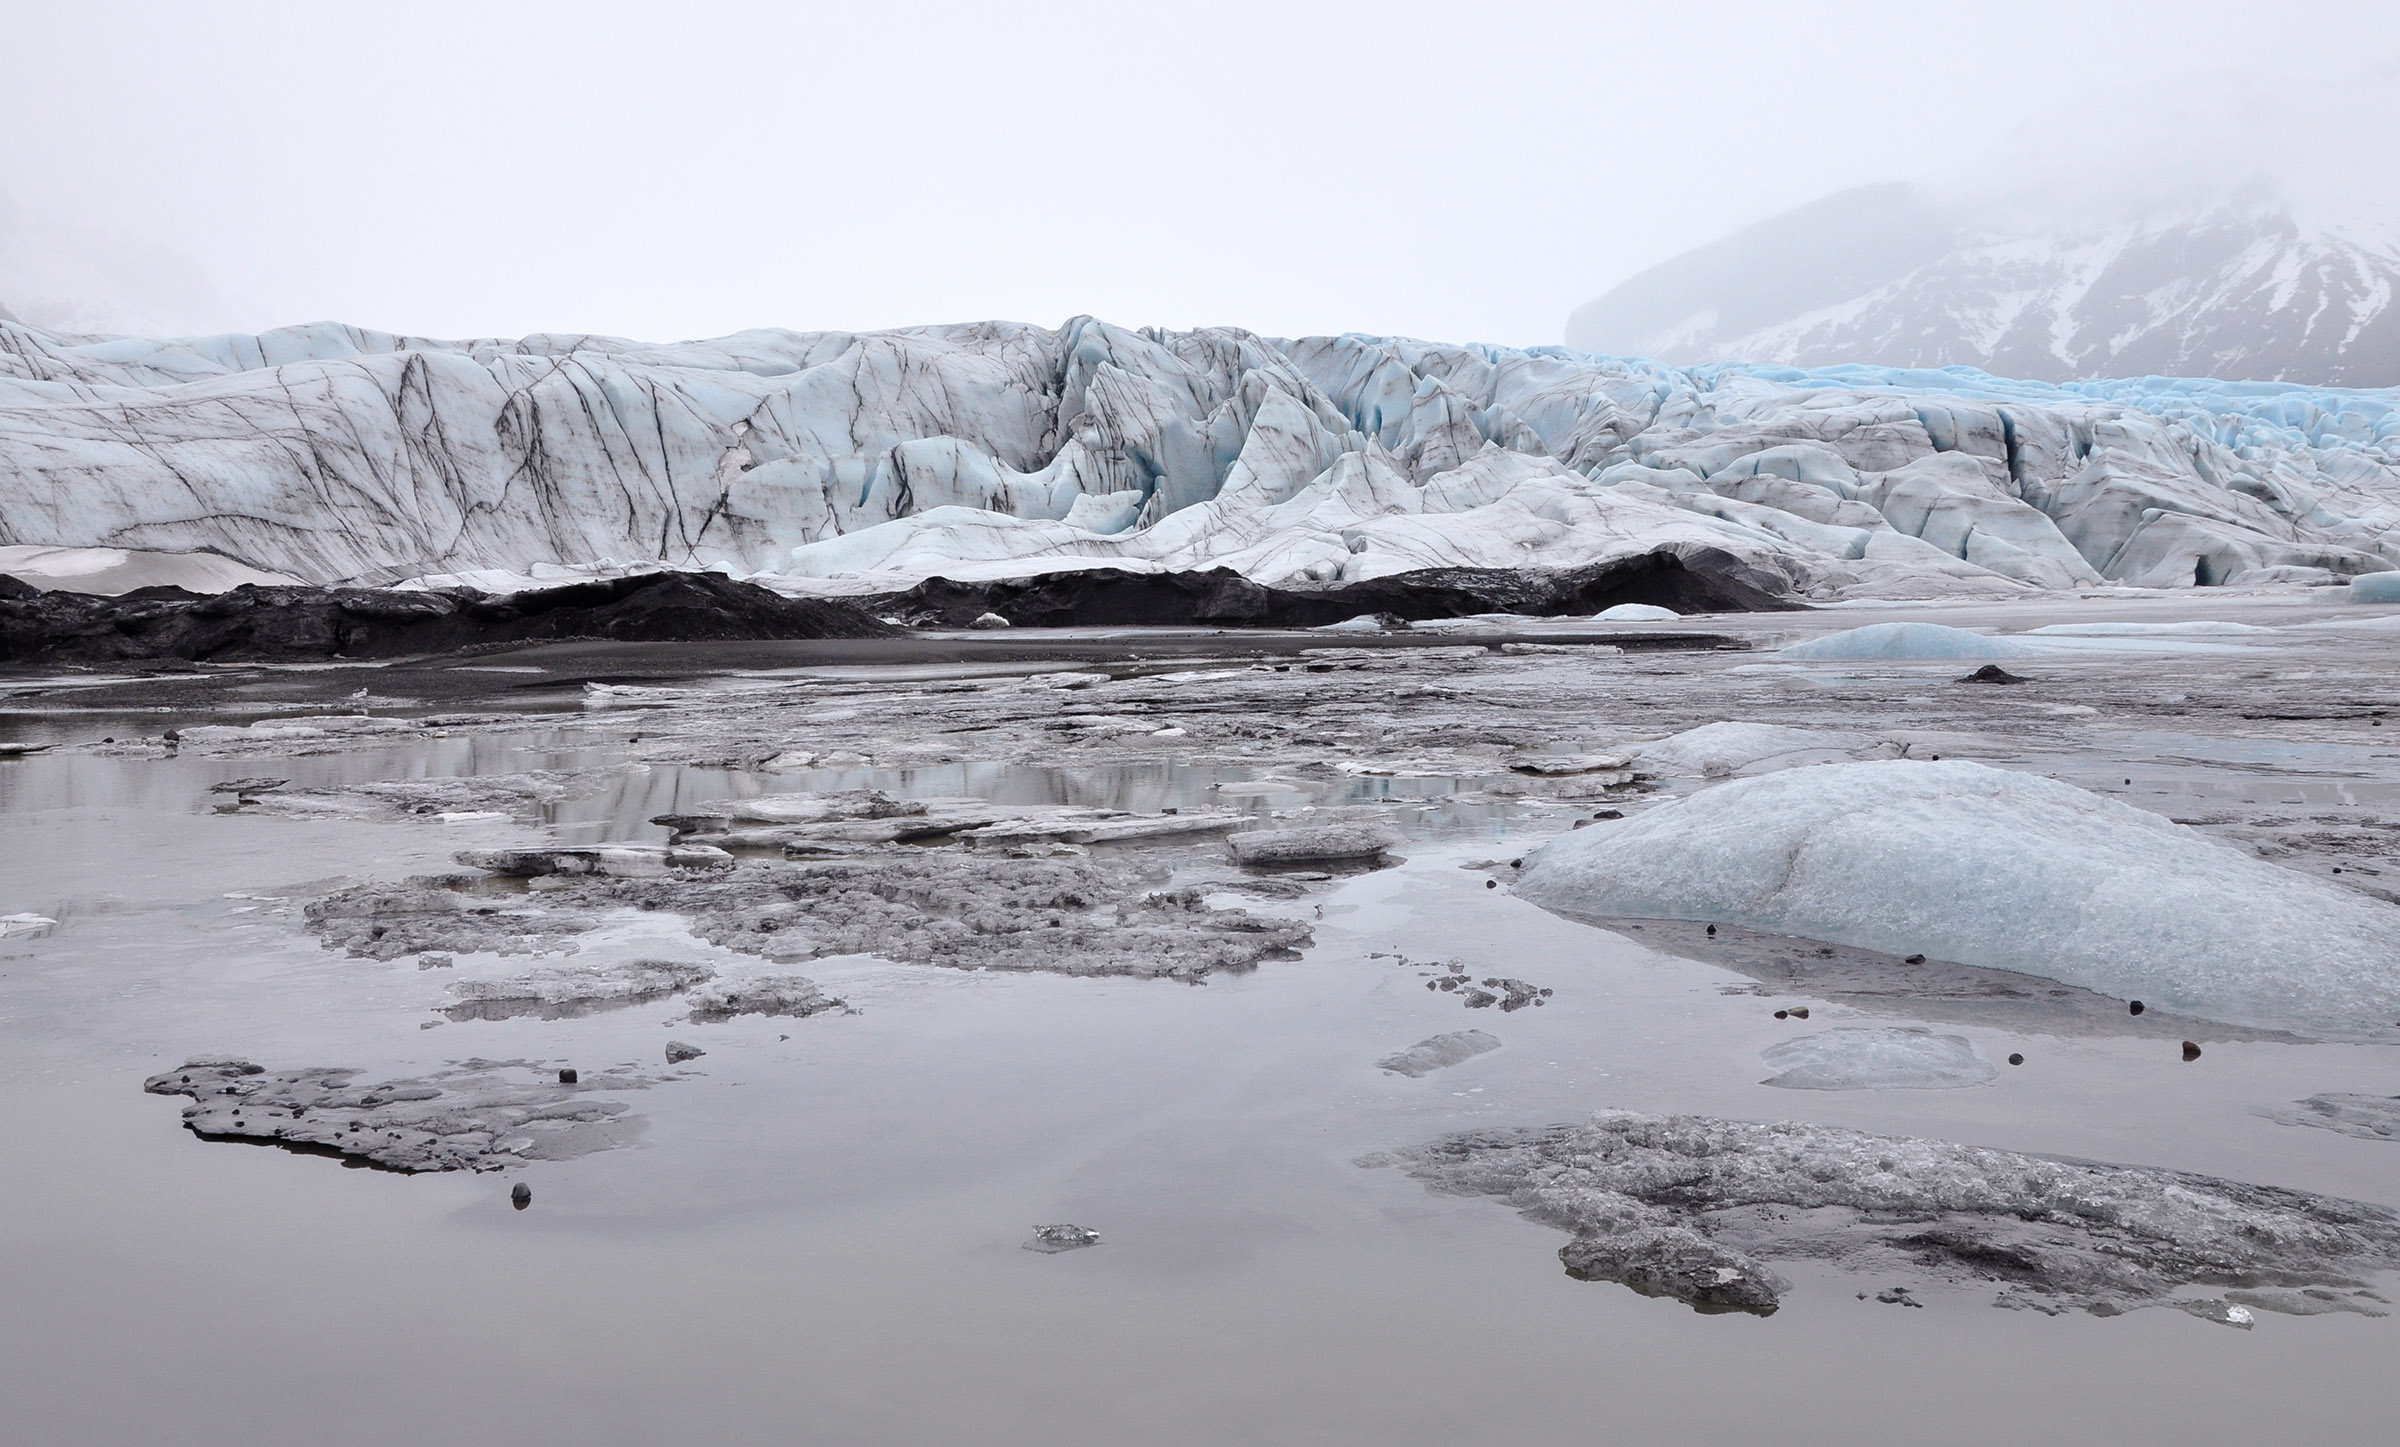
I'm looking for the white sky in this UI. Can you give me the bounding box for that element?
[1,0,2394,344]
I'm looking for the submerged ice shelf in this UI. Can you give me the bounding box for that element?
[1,316,2397,605]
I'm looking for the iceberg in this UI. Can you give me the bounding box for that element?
[1515,759,2400,1037]
[2,316,2395,603]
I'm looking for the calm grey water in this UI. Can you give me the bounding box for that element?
[3,715,2397,1445]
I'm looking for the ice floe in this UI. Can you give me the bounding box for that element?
[1516,759,2400,1037]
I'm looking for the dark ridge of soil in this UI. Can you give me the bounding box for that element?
[0,571,899,664]
[860,548,1804,628]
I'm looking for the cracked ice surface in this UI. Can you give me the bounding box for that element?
[1516,758,2400,1038]
[1,317,2396,600]
[1374,1111,2400,1318]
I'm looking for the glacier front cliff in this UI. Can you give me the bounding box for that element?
[1,316,2395,599]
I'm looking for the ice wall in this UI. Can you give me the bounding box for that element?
[1,316,2395,596]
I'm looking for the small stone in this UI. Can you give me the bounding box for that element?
[2128,1000,2145,1016]
[2182,1041,2203,1061]
[1774,1010,1789,1020]
[665,1040,705,1064]
[1706,924,1717,936]
[1789,1006,1810,1019]
[2008,1053,2025,1066]
[1485,879,1497,889]
[1904,953,1926,964]
[510,1183,531,1210]
[558,1068,578,1084]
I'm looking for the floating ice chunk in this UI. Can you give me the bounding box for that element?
[1632,721,1876,779]
[1316,614,1395,632]
[0,912,58,938]
[1377,1029,1503,1077]
[1780,622,2032,661]
[1594,603,1680,621]
[684,972,842,1020]
[1758,1027,1997,1091]
[1516,759,2400,1038]
[2347,572,2400,603]
[1023,1224,1100,1253]
[1226,821,1399,864]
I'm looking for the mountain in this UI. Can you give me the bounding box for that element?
[1567,185,2400,387]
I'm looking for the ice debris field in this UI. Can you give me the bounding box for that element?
[1,315,2398,601]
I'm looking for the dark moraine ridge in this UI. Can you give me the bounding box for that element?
[860,548,1803,629]
[0,570,897,664]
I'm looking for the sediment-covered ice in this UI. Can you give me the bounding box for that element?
[1758,1026,1997,1090]
[3,317,2395,601]
[309,853,1313,981]
[142,1057,657,1172]
[1780,621,2033,660]
[1226,821,1400,864]
[1516,759,2400,1037]
[1374,1110,2400,1317]
[683,972,843,1020]
[445,959,717,1021]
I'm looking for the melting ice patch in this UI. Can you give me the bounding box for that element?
[1780,622,2034,661]
[1758,1027,1997,1091]
[1516,759,2400,1038]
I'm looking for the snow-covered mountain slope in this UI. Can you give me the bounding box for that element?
[1567,186,2400,388]
[1,316,2396,601]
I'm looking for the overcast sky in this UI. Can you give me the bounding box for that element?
[1,0,2394,344]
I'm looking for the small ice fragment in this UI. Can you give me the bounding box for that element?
[1023,1223,1099,1253]
[1377,1029,1503,1077]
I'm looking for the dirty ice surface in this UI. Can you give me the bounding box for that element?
[4,590,2400,1445]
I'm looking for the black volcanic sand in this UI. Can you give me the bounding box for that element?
[861,548,1801,628]
[0,570,899,666]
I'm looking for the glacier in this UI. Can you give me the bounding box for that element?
[2,316,2398,601]
[1514,759,2400,1039]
